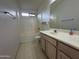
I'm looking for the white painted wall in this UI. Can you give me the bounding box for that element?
[0,0,20,59]
[51,0,79,30]
[20,16,38,43]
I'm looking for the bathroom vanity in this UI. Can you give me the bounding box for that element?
[40,30,79,59]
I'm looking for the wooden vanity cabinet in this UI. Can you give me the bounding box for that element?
[41,38,46,52]
[40,33,57,59]
[40,34,46,52]
[58,42,79,59]
[40,33,79,59]
[46,41,56,59]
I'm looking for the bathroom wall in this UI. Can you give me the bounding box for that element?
[50,0,79,30]
[37,0,51,30]
[37,0,63,30]
[0,0,20,59]
[20,16,38,43]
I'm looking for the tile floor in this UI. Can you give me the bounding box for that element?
[16,40,47,59]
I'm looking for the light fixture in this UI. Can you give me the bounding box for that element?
[22,13,29,16]
[50,0,56,4]
[29,14,35,16]
[50,16,56,19]
[22,13,35,16]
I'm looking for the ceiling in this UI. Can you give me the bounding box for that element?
[0,0,61,14]
[19,0,44,13]
[0,0,17,10]
[0,0,44,14]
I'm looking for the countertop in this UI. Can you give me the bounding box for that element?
[40,30,79,50]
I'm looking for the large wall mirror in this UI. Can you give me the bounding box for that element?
[49,0,79,31]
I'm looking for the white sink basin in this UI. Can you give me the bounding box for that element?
[49,32,57,34]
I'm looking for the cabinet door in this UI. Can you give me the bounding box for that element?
[58,42,79,59]
[41,39,46,52]
[57,51,71,59]
[46,41,56,59]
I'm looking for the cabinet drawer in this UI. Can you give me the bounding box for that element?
[45,36,56,46]
[41,34,56,46]
[58,42,79,59]
[57,50,71,59]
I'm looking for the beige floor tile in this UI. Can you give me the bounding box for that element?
[16,40,47,59]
